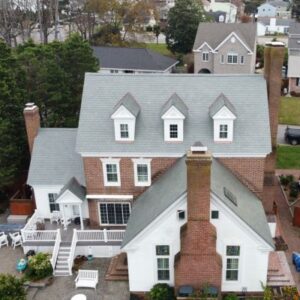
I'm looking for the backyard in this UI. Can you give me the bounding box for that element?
[279,97,300,125]
[277,145,300,169]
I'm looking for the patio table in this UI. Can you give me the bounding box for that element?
[71,294,87,300]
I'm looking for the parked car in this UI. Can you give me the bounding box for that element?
[285,127,300,145]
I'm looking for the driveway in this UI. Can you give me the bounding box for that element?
[277,124,300,145]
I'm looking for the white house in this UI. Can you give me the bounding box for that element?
[257,1,291,19]
[203,0,238,23]
[257,18,291,36]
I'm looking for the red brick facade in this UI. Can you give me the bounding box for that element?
[289,78,300,94]
[83,157,177,227]
[218,157,265,197]
[175,151,222,291]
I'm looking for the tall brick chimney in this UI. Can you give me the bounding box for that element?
[23,103,40,154]
[263,42,285,185]
[175,143,222,293]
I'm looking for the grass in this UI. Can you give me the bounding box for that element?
[276,145,300,169]
[279,97,300,125]
[145,43,174,57]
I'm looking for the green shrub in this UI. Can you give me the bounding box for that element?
[289,182,299,198]
[280,175,289,187]
[224,294,238,300]
[149,283,175,300]
[25,253,53,281]
[287,175,295,183]
[0,274,26,300]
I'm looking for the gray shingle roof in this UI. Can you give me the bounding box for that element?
[76,73,271,156]
[209,93,237,117]
[57,177,86,201]
[258,17,292,26]
[193,23,257,51]
[289,22,300,50]
[27,129,85,186]
[122,157,274,249]
[112,92,141,117]
[92,46,178,72]
[161,93,189,117]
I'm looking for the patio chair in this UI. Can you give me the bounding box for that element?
[9,232,22,249]
[50,211,61,224]
[0,232,8,248]
[61,218,71,230]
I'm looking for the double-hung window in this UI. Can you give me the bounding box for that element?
[219,124,228,139]
[202,52,209,62]
[227,53,238,64]
[101,159,121,186]
[169,124,178,139]
[156,245,170,281]
[48,193,59,212]
[99,203,131,225]
[240,56,244,64]
[120,124,129,139]
[226,245,240,281]
[133,159,151,186]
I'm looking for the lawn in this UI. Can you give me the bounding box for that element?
[279,97,300,125]
[145,43,174,57]
[276,145,300,169]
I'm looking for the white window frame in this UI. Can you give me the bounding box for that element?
[120,123,129,139]
[98,202,131,226]
[101,158,121,186]
[220,54,225,64]
[48,193,59,212]
[225,245,240,282]
[240,55,244,64]
[156,245,170,281]
[227,53,238,64]
[202,52,209,62]
[219,124,228,139]
[132,158,152,187]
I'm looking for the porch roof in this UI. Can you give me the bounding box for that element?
[56,177,86,204]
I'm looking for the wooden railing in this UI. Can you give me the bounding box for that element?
[76,229,125,242]
[50,229,61,270]
[68,229,78,275]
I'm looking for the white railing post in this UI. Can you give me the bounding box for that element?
[68,229,78,275]
[103,228,108,243]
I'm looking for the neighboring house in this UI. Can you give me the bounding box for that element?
[202,0,238,23]
[288,22,300,94]
[22,44,288,295]
[257,18,292,36]
[257,1,291,18]
[193,23,257,74]
[92,46,178,74]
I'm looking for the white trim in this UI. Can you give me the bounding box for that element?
[80,152,269,158]
[202,51,209,62]
[214,32,253,54]
[98,201,131,226]
[132,158,152,187]
[193,42,214,52]
[87,194,133,200]
[100,158,121,187]
[55,190,84,204]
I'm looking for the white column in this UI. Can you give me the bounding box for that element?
[61,204,67,230]
[79,204,84,230]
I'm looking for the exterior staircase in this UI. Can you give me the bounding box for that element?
[105,253,128,281]
[53,242,71,276]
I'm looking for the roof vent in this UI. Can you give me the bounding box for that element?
[265,41,285,47]
[190,141,207,154]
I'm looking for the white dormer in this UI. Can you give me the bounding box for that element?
[111,93,140,142]
[161,93,188,142]
[209,93,237,142]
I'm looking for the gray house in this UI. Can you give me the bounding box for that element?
[93,46,178,74]
[288,22,300,94]
[257,1,291,19]
[193,23,257,74]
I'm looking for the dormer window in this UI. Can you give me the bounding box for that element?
[209,93,237,143]
[161,93,188,143]
[111,93,140,142]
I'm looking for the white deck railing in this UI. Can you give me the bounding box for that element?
[22,209,39,231]
[76,229,125,242]
[21,230,58,242]
[50,229,61,270]
[68,229,78,275]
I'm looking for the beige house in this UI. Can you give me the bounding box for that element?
[288,22,300,94]
[193,23,257,74]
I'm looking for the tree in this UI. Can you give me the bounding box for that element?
[0,274,26,300]
[292,0,300,20]
[0,40,28,190]
[165,0,208,54]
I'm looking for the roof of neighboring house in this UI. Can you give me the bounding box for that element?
[27,128,85,186]
[193,23,257,51]
[288,22,300,50]
[57,177,86,201]
[209,93,236,117]
[121,157,274,249]
[76,73,271,156]
[259,1,289,9]
[288,55,300,77]
[92,46,178,72]
[258,17,292,26]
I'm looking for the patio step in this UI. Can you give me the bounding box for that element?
[53,245,71,277]
[105,253,128,281]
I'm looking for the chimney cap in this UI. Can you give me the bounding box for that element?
[190,141,208,153]
[265,41,285,47]
[24,102,37,111]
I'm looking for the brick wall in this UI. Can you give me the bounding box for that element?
[84,157,177,227]
[175,152,222,291]
[289,78,300,94]
[218,157,265,197]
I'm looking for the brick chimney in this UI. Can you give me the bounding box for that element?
[263,42,285,185]
[175,143,222,293]
[23,103,40,154]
